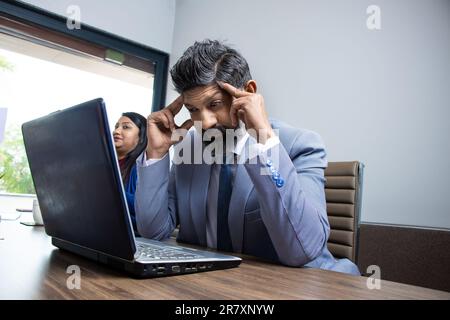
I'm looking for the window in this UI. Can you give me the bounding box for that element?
[0,1,169,196]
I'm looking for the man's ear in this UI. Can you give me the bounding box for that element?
[245,80,257,93]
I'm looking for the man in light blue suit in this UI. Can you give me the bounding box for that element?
[135,39,360,275]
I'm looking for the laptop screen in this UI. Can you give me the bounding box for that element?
[22,98,137,260]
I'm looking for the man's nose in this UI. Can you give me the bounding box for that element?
[199,110,217,130]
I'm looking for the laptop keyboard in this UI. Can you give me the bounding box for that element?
[137,243,204,261]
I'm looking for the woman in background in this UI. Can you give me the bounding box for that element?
[113,112,147,234]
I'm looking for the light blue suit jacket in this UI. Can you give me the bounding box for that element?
[135,119,360,275]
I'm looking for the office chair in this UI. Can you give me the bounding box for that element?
[324,161,364,263]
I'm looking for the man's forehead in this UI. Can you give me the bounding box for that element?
[183,84,223,104]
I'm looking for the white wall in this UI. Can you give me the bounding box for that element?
[170,0,450,229]
[20,0,176,53]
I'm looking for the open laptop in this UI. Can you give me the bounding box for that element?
[21,98,241,277]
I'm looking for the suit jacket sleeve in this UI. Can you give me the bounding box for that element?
[134,153,178,239]
[244,130,330,266]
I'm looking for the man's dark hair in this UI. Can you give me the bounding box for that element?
[170,39,252,93]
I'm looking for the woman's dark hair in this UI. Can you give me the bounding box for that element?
[170,39,252,93]
[120,112,147,183]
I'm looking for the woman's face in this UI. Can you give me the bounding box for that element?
[113,116,140,158]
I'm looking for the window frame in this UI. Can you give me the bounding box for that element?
[0,0,169,112]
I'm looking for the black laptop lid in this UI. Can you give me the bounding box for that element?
[22,98,136,260]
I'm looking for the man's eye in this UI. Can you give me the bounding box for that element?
[210,101,222,108]
[188,108,198,113]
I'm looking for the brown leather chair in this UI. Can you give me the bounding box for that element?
[325,161,364,263]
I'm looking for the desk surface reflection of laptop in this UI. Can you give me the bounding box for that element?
[21,98,241,277]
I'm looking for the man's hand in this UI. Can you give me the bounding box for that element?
[146,95,193,159]
[218,82,274,144]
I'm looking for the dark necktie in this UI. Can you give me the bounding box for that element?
[217,158,233,252]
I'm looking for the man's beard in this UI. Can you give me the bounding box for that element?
[202,125,235,148]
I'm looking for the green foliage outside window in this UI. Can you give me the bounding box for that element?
[0,55,14,71]
[0,54,35,194]
[0,126,35,194]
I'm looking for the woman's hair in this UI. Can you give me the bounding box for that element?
[120,112,147,183]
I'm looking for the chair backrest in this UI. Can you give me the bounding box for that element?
[324,161,364,263]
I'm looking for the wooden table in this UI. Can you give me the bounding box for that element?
[0,218,449,300]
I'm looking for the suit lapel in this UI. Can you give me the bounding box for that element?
[189,163,211,246]
[228,165,253,253]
